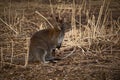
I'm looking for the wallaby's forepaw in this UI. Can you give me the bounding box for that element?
[48,58,61,63]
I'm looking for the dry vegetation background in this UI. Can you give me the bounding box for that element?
[0,0,120,80]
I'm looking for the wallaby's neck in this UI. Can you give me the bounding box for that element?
[61,22,66,33]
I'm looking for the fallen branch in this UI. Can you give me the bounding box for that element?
[62,46,76,59]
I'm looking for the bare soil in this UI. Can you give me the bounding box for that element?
[0,1,120,80]
[0,47,120,80]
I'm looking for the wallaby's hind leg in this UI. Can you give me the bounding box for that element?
[34,48,50,63]
[29,47,47,63]
[29,47,38,62]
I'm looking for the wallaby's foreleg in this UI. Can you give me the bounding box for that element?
[45,49,61,63]
[45,49,55,61]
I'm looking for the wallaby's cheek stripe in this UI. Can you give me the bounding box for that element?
[58,33,64,44]
[58,36,63,44]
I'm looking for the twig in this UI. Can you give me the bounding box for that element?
[102,50,120,52]
[1,47,3,68]
[62,47,76,59]
[0,18,18,34]
[24,37,30,67]
[96,0,105,27]
[35,11,54,29]
[49,0,54,15]
[10,40,14,64]
[77,46,86,55]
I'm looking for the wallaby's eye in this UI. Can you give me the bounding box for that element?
[53,49,56,52]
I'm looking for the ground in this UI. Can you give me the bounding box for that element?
[0,46,120,80]
[0,0,120,80]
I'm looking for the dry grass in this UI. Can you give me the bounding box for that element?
[0,0,119,68]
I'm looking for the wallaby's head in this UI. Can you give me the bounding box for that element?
[48,13,71,32]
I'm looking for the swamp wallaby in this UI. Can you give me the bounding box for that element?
[29,17,68,63]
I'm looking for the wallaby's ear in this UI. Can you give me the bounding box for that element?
[55,16,59,22]
[55,15,62,23]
